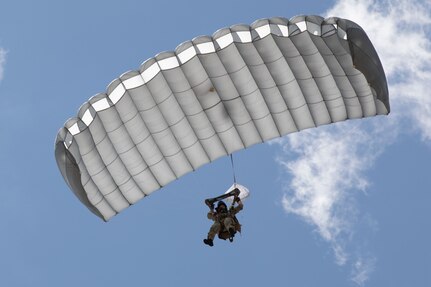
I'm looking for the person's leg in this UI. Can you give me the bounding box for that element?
[204,222,221,246]
[208,222,221,240]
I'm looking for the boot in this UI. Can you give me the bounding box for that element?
[203,238,213,247]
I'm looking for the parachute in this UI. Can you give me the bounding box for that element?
[55,15,389,221]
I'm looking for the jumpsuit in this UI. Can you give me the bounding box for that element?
[207,202,243,240]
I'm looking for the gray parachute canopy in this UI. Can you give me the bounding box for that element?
[55,15,389,221]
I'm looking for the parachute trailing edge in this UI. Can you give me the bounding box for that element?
[55,15,389,221]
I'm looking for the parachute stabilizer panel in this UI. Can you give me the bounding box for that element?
[55,16,389,221]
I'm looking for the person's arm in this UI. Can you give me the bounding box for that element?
[208,209,219,220]
[205,199,216,220]
[205,199,214,211]
[232,197,243,214]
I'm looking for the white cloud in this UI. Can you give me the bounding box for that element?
[351,256,377,286]
[278,119,393,268]
[0,48,6,82]
[276,0,431,285]
[280,126,372,242]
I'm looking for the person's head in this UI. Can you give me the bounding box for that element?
[216,201,227,212]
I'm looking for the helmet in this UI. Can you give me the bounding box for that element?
[216,201,227,212]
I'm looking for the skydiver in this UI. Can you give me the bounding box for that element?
[203,193,243,247]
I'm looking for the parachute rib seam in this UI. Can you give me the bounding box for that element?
[320,53,352,117]
[210,50,257,148]
[170,65,213,165]
[83,159,156,184]
[97,176,134,196]
[96,101,146,200]
[193,57,235,155]
[108,88,163,196]
[79,124,153,167]
[167,79,316,117]
[194,54,237,155]
[233,113,273,127]
[334,47,367,117]
[176,55,228,159]
[309,35,348,121]
[89,109,140,206]
[322,35,364,118]
[248,54,284,67]
[158,70,206,170]
[250,40,299,132]
[221,47,266,143]
[284,35,320,128]
[268,35,313,130]
[345,70,375,116]
[73,144,117,218]
[164,76,328,107]
[232,41,282,138]
[77,111,139,160]
[299,33,334,124]
[204,85,316,110]
[79,137,141,203]
[138,77,182,182]
[77,118,127,213]
[77,143,123,214]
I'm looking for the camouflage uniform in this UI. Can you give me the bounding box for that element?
[207,201,243,240]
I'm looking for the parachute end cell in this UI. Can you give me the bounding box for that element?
[54,140,106,221]
[342,20,390,114]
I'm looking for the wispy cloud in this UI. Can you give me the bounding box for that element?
[351,256,377,286]
[277,119,392,271]
[0,48,6,82]
[276,0,431,285]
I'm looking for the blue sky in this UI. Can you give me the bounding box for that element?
[1,0,430,286]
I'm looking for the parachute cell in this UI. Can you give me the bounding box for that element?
[55,15,389,221]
